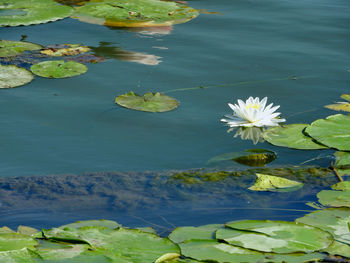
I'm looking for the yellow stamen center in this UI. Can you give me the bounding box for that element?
[245,103,260,110]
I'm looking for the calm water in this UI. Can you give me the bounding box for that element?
[0,0,349,229]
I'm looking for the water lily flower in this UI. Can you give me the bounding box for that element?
[221,97,285,127]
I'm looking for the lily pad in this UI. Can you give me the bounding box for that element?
[208,149,276,167]
[59,219,121,230]
[179,239,264,263]
[0,0,73,27]
[0,65,34,88]
[296,208,350,245]
[72,0,199,27]
[248,173,303,192]
[325,94,350,112]
[41,44,90,57]
[335,151,350,176]
[30,60,88,78]
[0,232,38,251]
[36,240,89,261]
[331,181,350,191]
[317,189,350,208]
[263,124,327,150]
[323,240,350,258]
[305,114,350,151]
[17,226,39,236]
[220,220,333,253]
[0,248,41,263]
[115,91,179,112]
[0,40,42,57]
[169,224,222,244]
[42,226,180,263]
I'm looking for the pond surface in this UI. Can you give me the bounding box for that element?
[0,0,349,230]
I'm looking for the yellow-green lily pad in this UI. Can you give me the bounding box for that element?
[263,124,327,150]
[71,0,199,27]
[334,151,350,176]
[0,40,42,57]
[0,65,34,88]
[317,181,350,208]
[40,44,90,57]
[30,60,88,78]
[169,224,222,244]
[248,173,303,192]
[305,114,350,151]
[325,94,350,112]
[220,220,333,253]
[115,91,179,112]
[0,0,73,27]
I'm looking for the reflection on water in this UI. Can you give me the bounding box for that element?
[90,41,162,65]
[227,127,265,145]
[125,26,173,35]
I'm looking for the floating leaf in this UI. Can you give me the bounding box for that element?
[42,226,180,263]
[0,248,41,263]
[0,0,73,27]
[72,0,199,27]
[220,220,333,253]
[323,240,350,258]
[0,65,34,88]
[36,240,89,261]
[305,114,350,151]
[334,151,350,176]
[296,208,350,245]
[115,91,179,112]
[325,94,350,112]
[179,239,264,263]
[0,40,42,57]
[17,226,39,236]
[30,60,88,78]
[169,224,222,244]
[0,232,38,251]
[248,173,303,192]
[207,149,276,167]
[41,44,90,57]
[317,189,350,208]
[59,219,121,230]
[263,124,327,150]
[154,252,180,263]
[331,181,350,191]
[341,94,350,102]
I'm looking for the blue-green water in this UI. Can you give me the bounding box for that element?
[0,0,349,229]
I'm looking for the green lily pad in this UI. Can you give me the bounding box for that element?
[59,219,121,230]
[169,224,222,244]
[0,65,34,88]
[0,232,38,251]
[331,181,350,191]
[17,226,39,236]
[334,151,350,176]
[72,0,199,27]
[36,240,89,261]
[0,248,41,263]
[263,124,327,150]
[30,60,88,78]
[42,226,179,263]
[179,239,264,263]
[220,220,333,253]
[0,227,15,234]
[317,190,350,208]
[341,94,350,101]
[0,40,42,57]
[0,0,73,27]
[305,114,350,151]
[324,240,350,258]
[115,91,179,112]
[40,44,90,57]
[248,173,303,192]
[296,208,350,245]
[208,149,276,167]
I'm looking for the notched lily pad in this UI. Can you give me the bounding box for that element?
[0,65,34,88]
[334,151,350,176]
[0,0,73,27]
[72,0,199,27]
[0,40,42,57]
[220,220,333,253]
[248,173,303,192]
[263,124,327,150]
[305,114,350,151]
[30,60,88,78]
[317,183,350,208]
[115,91,179,112]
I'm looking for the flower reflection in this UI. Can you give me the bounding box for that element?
[227,127,265,145]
